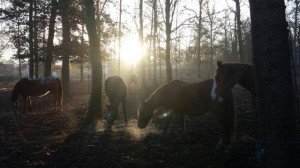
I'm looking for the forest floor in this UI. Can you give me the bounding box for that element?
[0,80,299,168]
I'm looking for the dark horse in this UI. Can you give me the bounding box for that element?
[137,79,235,149]
[10,76,63,115]
[211,60,254,102]
[104,76,127,132]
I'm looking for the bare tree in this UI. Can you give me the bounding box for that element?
[196,0,204,77]
[153,0,158,85]
[118,0,122,75]
[33,0,38,78]
[149,6,153,79]
[139,0,146,91]
[234,0,244,62]
[29,0,34,78]
[206,2,216,75]
[165,0,179,81]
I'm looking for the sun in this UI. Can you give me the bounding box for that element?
[120,34,143,65]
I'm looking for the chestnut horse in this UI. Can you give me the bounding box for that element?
[10,76,63,114]
[137,79,235,150]
[211,60,255,102]
[104,76,127,132]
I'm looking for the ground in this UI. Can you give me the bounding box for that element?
[0,80,297,168]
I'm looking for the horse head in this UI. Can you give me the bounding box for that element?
[137,99,153,129]
[211,60,239,102]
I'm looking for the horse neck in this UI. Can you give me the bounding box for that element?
[236,65,254,92]
[11,85,20,100]
[145,94,159,111]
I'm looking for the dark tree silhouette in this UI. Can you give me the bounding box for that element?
[84,0,103,126]
[139,0,146,90]
[33,0,38,78]
[61,0,71,98]
[196,0,204,77]
[44,0,58,77]
[29,0,34,78]
[153,0,158,85]
[165,0,173,81]
[249,0,296,167]
[234,0,244,62]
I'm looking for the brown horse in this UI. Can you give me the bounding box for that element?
[211,60,255,102]
[104,76,127,132]
[10,76,63,114]
[137,79,236,150]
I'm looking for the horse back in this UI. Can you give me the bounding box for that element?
[13,77,62,97]
[105,76,127,102]
[153,79,213,114]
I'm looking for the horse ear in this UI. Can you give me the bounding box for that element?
[217,60,223,67]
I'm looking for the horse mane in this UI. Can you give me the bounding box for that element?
[221,62,252,67]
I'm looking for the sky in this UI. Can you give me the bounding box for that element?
[0,0,250,62]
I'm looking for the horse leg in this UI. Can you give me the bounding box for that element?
[22,96,28,114]
[122,97,128,126]
[54,94,58,111]
[213,93,236,152]
[28,97,32,111]
[54,90,63,112]
[104,105,119,133]
[163,112,173,137]
[179,113,186,137]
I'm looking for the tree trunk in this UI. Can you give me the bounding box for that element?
[17,22,21,79]
[118,0,122,75]
[44,0,58,77]
[84,0,103,125]
[294,0,299,64]
[249,1,296,167]
[33,0,38,79]
[232,14,238,61]
[158,35,162,79]
[80,20,84,82]
[149,8,153,79]
[224,27,229,61]
[153,0,158,85]
[29,0,34,78]
[235,0,244,62]
[61,0,71,98]
[165,0,172,81]
[210,24,213,76]
[139,0,145,90]
[196,0,203,78]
